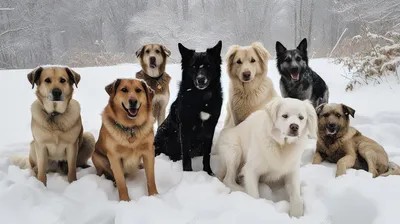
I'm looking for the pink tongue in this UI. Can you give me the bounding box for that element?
[129,108,137,115]
[291,73,299,80]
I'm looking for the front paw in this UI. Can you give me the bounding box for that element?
[335,168,346,177]
[204,168,214,176]
[289,198,304,218]
[183,165,193,172]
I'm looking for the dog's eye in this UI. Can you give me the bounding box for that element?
[285,58,291,62]
[60,78,66,83]
[251,58,256,63]
[299,115,304,120]
[336,114,341,118]
[146,50,150,54]
[135,88,142,93]
[45,78,51,83]
[282,114,288,119]
[155,50,160,54]
[121,88,128,93]
[236,59,242,64]
[323,114,329,118]
[295,56,301,61]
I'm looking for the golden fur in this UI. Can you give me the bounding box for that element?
[224,42,278,128]
[92,78,158,201]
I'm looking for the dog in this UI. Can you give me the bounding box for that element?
[224,42,278,128]
[312,103,400,177]
[276,38,329,108]
[154,41,223,175]
[217,97,317,217]
[135,44,172,127]
[92,78,158,201]
[21,66,95,186]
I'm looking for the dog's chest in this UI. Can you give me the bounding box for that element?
[261,144,300,180]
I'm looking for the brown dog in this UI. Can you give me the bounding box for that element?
[312,103,400,177]
[26,66,95,186]
[135,44,171,127]
[92,78,158,201]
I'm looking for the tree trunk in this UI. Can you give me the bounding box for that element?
[183,0,189,20]
[308,0,315,48]
[294,1,298,45]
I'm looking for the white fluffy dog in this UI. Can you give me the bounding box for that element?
[217,97,317,217]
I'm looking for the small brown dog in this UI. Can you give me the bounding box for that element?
[92,78,158,201]
[27,66,95,186]
[135,44,171,127]
[313,103,400,177]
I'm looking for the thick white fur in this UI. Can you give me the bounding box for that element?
[217,97,317,217]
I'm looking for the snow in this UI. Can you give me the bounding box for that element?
[1,59,400,224]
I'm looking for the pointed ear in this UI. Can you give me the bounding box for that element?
[135,45,145,58]
[342,104,355,118]
[105,79,121,96]
[27,66,43,89]
[251,42,270,61]
[275,41,287,56]
[315,103,326,116]
[161,45,171,57]
[207,40,222,56]
[141,80,154,105]
[305,100,318,138]
[225,45,240,66]
[178,43,194,57]
[65,67,81,88]
[297,38,308,53]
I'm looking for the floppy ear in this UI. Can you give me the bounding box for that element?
[264,97,282,127]
[161,45,171,57]
[315,103,326,116]
[135,45,145,58]
[178,43,194,58]
[65,67,81,88]
[251,42,270,61]
[225,45,240,66]
[342,104,355,118]
[207,40,222,56]
[305,100,318,138]
[105,79,121,96]
[27,66,43,89]
[141,80,154,105]
[297,38,308,53]
[275,41,287,56]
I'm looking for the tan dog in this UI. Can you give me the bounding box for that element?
[224,42,278,128]
[92,78,158,201]
[135,44,171,127]
[26,66,95,186]
[312,103,400,177]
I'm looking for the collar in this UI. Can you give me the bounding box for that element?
[140,70,164,81]
[114,121,135,137]
[43,109,61,122]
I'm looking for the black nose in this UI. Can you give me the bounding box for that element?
[290,123,299,132]
[328,123,336,129]
[243,71,251,79]
[197,76,206,84]
[150,56,156,64]
[52,88,62,99]
[129,99,137,107]
[290,67,299,73]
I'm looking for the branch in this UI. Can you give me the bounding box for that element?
[0,26,30,37]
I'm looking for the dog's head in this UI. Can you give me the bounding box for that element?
[266,97,317,144]
[136,44,171,77]
[276,38,308,82]
[226,42,270,83]
[105,79,154,125]
[315,103,355,138]
[27,66,80,114]
[178,40,222,90]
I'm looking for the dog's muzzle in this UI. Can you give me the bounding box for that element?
[326,123,339,135]
[195,74,209,90]
[149,56,157,69]
[48,88,64,101]
[122,99,141,119]
[242,71,251,82]
[288,123,299,136]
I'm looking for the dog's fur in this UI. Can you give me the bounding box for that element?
[135,44,172,127]
[276,38,329,108]
[313,103,400,177]
[92,79,158,201]
[224,42,278,128]
[25,66,95,186]
[154,41,223,175]
[217,97,317,217]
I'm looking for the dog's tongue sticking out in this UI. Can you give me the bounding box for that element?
[129,108,138,116]
[290,73,299,81]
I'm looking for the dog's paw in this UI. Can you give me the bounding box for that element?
[183,166,193,172]
[335,168,347,177]
[289,199,304,218]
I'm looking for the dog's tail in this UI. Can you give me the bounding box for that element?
[9,155,31,169]
[380,161,400,176]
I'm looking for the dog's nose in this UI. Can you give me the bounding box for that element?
[327,123,336,129]
[197,76,207,84]
[290,67,299,73]
[290,123,299,132]
[242,71,251,79]
[150,56,156,64]
[129,99,138,107]
[52,88,62,99]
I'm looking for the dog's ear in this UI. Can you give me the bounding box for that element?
[305,100,318,138]
[341,104,355,118]
[105,79,121,96]
[141,80,154,105]
[251,42,270,61]
[297,38,308,53]
[27,66,43,89]
[65,67,81,88]
[178,43,195,58]
[207,40,222,57]
[135,45,145,58]
[225,45,240,66]
[265,97,282,126]
[161,45,171,57]
[315,103,326,116]
[275,41,287,56]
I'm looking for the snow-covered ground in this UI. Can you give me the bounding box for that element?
[1,59,400,224]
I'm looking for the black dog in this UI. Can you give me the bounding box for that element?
[276,38,329,108]
[154,41,223,175]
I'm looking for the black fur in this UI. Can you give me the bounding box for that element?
[154,41,223,175]
[276,38,329,108]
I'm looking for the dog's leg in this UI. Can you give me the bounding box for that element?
[358,148,378,177]
[76,132,95,168]
[35,142,48,186]
[285,171,304,217]
[336,154,356,177]
[312,151,324,164]
[66,142,78,183]
[179,124,192,172]
[142,147,158,196]
[158,107,166,127]
[279,81,289,98]
[202,125,217,176]
[109,154,130,201]
[222,148,244,192]
[243,166,260,199]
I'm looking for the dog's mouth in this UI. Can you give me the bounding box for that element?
[149,63,157,69]
[326,127,337,136]
[122,102,141,119]
[290,73,300,81]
